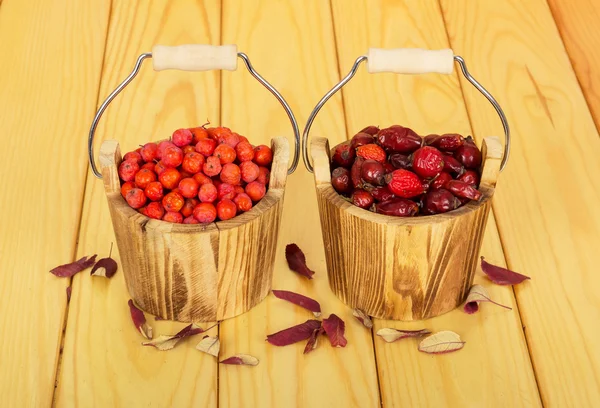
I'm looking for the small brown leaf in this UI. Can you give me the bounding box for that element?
[154,316,166,321]
[220,354,259,366]
[352,309,373,329]
[322,314,347,348]
[90,258,118,278]
[128,299,153,339]
[196,335,220,357]
[50,255,97,278]
[463,284,512,314]
[285,243,315,279]
[418,331,465,354]
[91,243,118,278]
[267,320,322,346]
[66,286,72,302]
[143,323,212,351]
[272,290,321,317]
[481,257,530,285]
[303,327,324,354]
[376,328,431,343]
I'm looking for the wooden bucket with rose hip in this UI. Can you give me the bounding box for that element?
[303,48,509,320]
[88,45,300,323]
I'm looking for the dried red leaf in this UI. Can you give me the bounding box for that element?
[285,243,314,279]
[66,286,72,301]
[272,290,321,317]
[90,258,118,278]
[322,314,347,348]
[143,323,214,350]
[376,328,431,343]
[481,256,530,285]
[91,243,118,278]
[304,326,324,354]
[266,319,322,346]
[352,309,373,329]
[418,331,465,354]
[128,299,153,340]
[220,354,259,366]
[196,335,220,357]
[50,255,97,278]
[463,284,512,314]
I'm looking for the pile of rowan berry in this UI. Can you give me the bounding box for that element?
[118,125,272,224]
[330,125,483,216]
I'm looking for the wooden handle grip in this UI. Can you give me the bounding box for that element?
[366,48,454,74]
[152,44,238,72]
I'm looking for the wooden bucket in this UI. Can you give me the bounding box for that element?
[88,45,300,322]
[303,48,509,320]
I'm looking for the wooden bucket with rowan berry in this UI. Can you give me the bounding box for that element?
[89,45,300,322]
[304,48,509,320]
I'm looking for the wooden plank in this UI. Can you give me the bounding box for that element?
[54,1,221,406]
[546,0,600,130]
[441,0,600,405]
[330,0,541,406]
[0,0,110,406]
[219,1,380,407]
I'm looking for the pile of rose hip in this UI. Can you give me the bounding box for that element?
[330,125,483,216]
[118,126,272,224]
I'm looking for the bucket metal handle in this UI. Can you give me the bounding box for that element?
[302,48,510,173]
[88,45,300,179]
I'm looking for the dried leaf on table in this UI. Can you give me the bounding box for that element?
[352,309,373,329]
[463,284,512,314]
[267,319,322,346]
[128,299,153,340]
[90,243,118,278]
[322,314,347,348]
[376,328,431,343]
[481,256,530,285]
[143,323,212,351]
[272,290,321,317]
[304,327,324,354]
[196,335,220,357]
[220,354,259,366]
[418,331,465,354]
[285,243,315,279]
[50,255,97,278]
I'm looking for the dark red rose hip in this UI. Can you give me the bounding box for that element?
[350,157,365,189]
[431,172,452,190]
[361,160,385,186]
[458,170,480,186]
[443,154,465,175]
[350,132,375,150]
[454,136,482,169]
[425,133,464,151]
[364,185,395,202]
[351,189,374,209]
[377,125,422,153]
[389,153,412,170]
[446,180,482,201]
[331,167,351,194]
[422,189,461,215]
[376,198,419,217]
[332,143,355,168]
[412,146,444,179]
[358,125,380,136]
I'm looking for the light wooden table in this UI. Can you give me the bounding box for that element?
[1,0,599,407]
